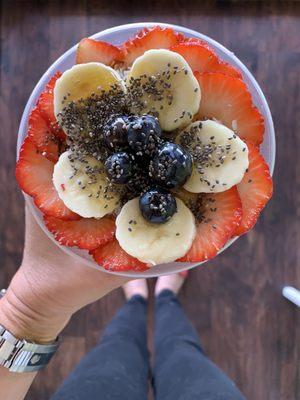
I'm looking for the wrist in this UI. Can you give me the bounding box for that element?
[0,283,69,344]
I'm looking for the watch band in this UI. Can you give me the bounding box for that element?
[0,289,60,372]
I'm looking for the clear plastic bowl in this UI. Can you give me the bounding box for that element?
[17,22,275,278]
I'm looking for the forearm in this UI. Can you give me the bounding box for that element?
[0,285,64,400]
[0,367,37,400]
[0,299,39,400]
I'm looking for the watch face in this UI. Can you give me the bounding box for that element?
[28,352,55,367]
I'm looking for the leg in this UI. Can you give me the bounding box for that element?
[51,282,149,400]
[153,276,245,400]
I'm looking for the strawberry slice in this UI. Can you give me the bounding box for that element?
[195,72,264,145]
[37,72,66,141]
[76,38,124,65]
[16,138,52,197]
[236,142,273,235]
[16,138,79,220]
[170,42,218,73]
[182,37,212,47]
[170,42,241,78]
[34,183,79,221]
[91,239,149,272]
[211,60,242,78]
[44,215,116,251]
[27,107,60,163]
[45,72,62,91]
[122,26,183,66]
[179,187,242,262]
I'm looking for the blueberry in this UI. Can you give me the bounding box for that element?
[105,152,133,184]
[103,115,129,151]
[139,188,177,224]
[127,115,161,156]
[150,142,193,189]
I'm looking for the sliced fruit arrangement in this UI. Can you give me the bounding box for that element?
[16,25,273,272]
[170,42,241,78]
[195,72,264,145]
[37,72,66,141]
[44,215,115,250]
[122,26,184,66]
[76,38,124,65]
[27,107,60,163]
[236,142,273,235]
[179,187,242,262]
[53,151,121,219]
[90,239,148,272]
[176,120,249,193]
[116,195,196,265]
[16,138,79,220]
[126,49,201,131]
[54,62,125,118]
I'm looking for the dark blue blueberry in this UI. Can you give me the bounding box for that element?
[139,188,177,224]
[150,142,193,189]
[127,115,161,156]
[103,115,129,151]
[105,152,133,184]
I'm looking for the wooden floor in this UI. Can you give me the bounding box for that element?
[0,1,299,399]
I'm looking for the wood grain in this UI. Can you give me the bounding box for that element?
[0,1,299,399]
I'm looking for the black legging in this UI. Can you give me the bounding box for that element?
[51,290,245,400]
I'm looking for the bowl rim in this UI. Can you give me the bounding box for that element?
[18,22,276,278]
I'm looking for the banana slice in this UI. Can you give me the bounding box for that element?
[53,151,120,218]
[176,120,249,193]
[116,197,196,265]
[126,49,201,132]
[54,62,125,117]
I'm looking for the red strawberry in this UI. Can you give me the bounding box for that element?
[38,90,55,123]
[44,215,115,250]
[236,142,273,235]
[211,60,242,78]
[170,42,218,73]
[37,72,66,141]
[195,72,264,145]
[45,72,62,91]
[34,183,79,221]
[91,239,149,272]
[170,42,241,78]
[182,37,212,47]
[27,107,60,163]
[76,38,124,65]
[16,138,79,220]
[179,187,242,262]
[122,26,183,66]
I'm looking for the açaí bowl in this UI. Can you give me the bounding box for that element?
[17,22,276,278]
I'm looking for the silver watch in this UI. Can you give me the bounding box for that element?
[0,289,60,372]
